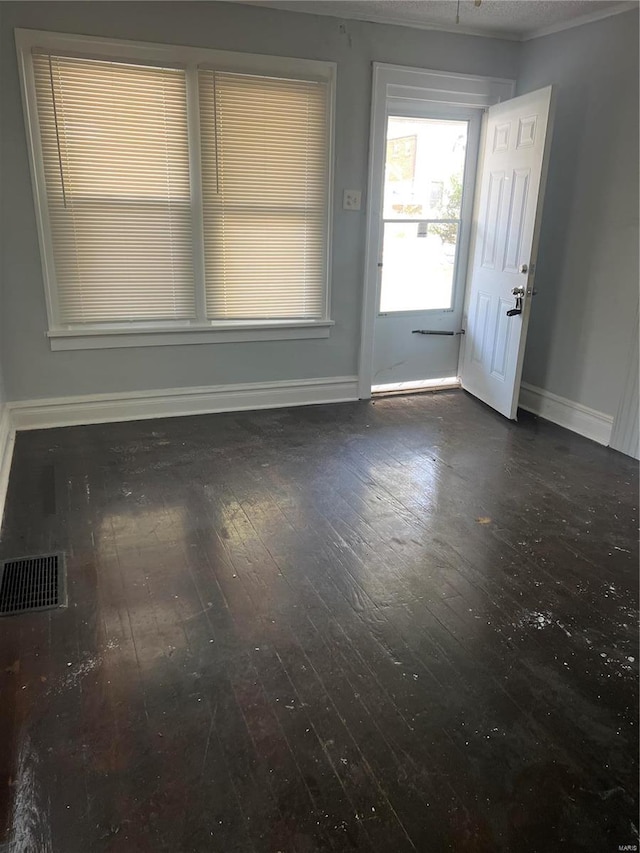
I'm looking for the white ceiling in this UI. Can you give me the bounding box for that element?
[231,0,637,40]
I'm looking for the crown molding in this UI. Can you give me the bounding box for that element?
[315,10,520,40]
[227,1,521,40]
[233,0,638,43]
[524,1,638,41]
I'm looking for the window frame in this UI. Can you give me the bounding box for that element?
[15,28,336,350]
[377,103,482,319]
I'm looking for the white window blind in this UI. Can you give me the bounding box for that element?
[33,52,195,324]
[198,70,329,320]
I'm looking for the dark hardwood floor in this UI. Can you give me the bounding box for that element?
[0,390,637,852]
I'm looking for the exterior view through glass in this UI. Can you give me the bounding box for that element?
[380,116,468,313]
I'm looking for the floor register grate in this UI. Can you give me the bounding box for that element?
[0,554,66,616]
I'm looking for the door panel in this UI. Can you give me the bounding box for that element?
[460,86,555,418]
[372,323,462,388]
[481,172,505,268]
[380,221,458,313]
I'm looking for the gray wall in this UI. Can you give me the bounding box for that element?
[3,3,636,415]
[0,1,520,401]
[0,0,5,410]
[0,292,5,405]
[0,302,5,407]
[517,8,639,417]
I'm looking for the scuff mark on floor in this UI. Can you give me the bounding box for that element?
[9,735,53,853]
[48,639,120,695]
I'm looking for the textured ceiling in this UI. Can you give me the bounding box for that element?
[233,0,636,39]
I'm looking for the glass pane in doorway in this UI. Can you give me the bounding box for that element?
[380,221,458,312]
[380,116,468,312]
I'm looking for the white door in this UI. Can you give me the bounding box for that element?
[460,86,555,418]
[372,106,480,390]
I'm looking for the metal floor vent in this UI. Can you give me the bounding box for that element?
[0,554,66,616]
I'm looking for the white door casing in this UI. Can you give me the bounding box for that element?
[460,86,555,419]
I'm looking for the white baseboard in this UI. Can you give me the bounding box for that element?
[0,376,359,531]
[519,382,613,446]
[0,404,16,534]
[9,375,360,431]
[0,375,613,533]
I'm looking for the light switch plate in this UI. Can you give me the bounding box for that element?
[343,189,362,211]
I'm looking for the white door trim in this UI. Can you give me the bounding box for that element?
[0,406,16,535]
[358,63,515,399]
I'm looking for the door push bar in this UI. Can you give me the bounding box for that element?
[412,329,465,336]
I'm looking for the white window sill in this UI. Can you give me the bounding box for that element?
[47,320,334,351]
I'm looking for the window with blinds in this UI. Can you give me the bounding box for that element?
[24,35,333,339]
[33,53,195,324]
[198,71,329,320]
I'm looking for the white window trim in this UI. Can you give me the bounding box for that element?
[15,28,336,350]
[47,320,335,351]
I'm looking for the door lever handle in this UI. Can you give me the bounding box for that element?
[507,293,523,316]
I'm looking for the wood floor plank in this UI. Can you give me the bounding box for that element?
[0,392,637,851]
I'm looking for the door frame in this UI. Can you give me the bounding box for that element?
[358,62,515,399]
